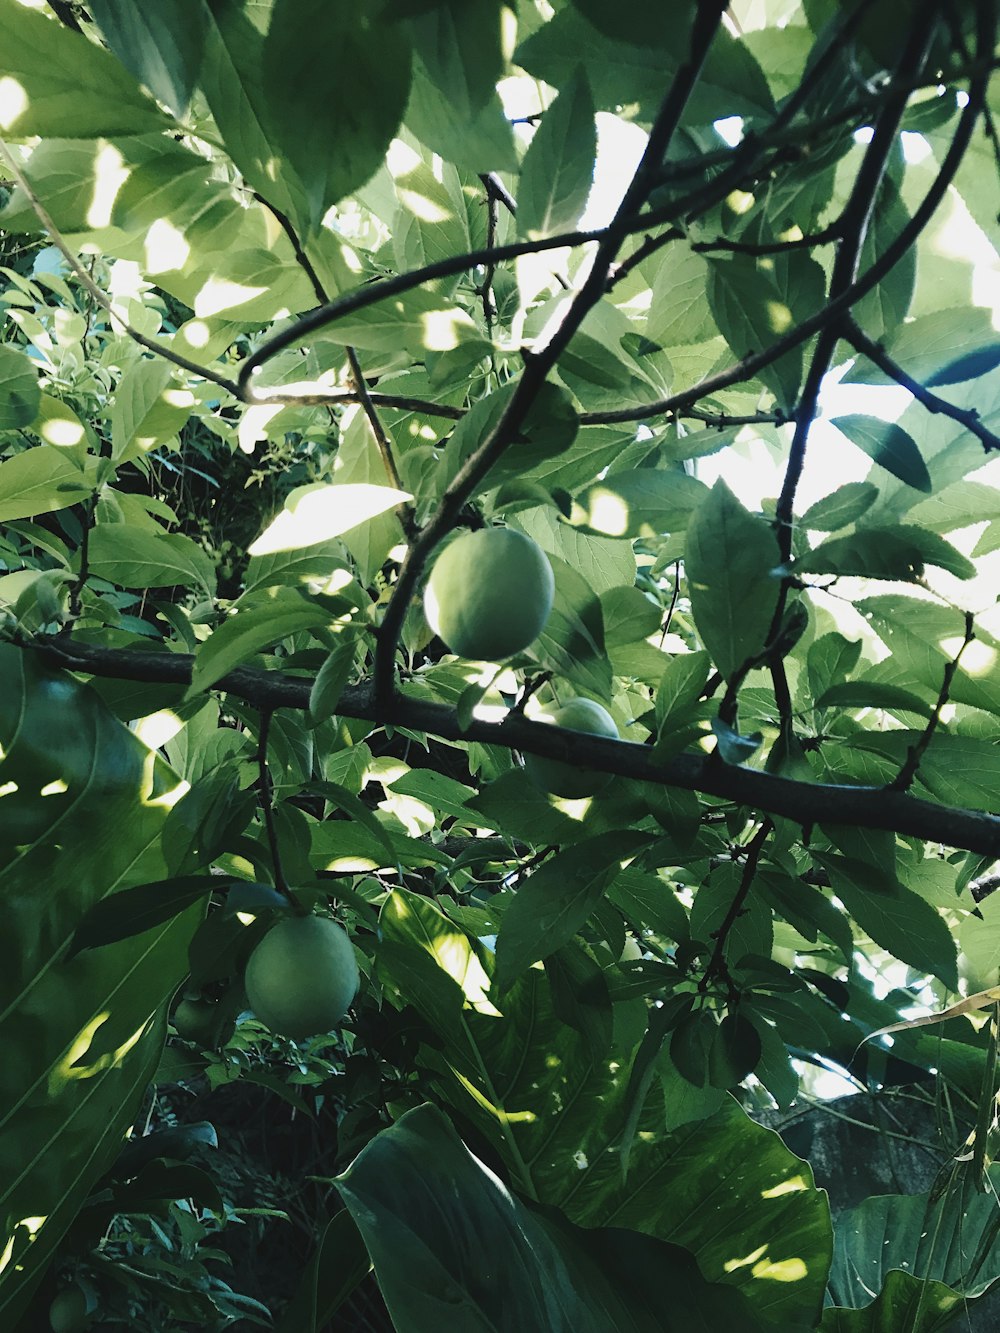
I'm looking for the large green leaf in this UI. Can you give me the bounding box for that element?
[820,1270,966,1333]
[261,0,411,235]
[188,588,332,696]
[88,0,208,118]
[814,854,958,989]
[0,0,164,137]
[827,1174,1000,1313]
[518,67,596,240]
[88,525,216,593]
[0,646,195,1325]
[706,256,803,409]
[831,415,931,493]
[336,1103,768,1333]
[0,446,99,523]
[0,346,40,430]
[685,480,781,681]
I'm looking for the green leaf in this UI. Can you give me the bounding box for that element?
[815,681,934,718]
[526,555,611,698]
[0,346,40,430]
[261,0,411,235]
[795,526,975,581]
[0,647,194,1326]
[827,1176,1000,1313]
[685,480,781,680]
[815,853,958,988]
[378,889,496,1031]
[276,1209,371,1333]
[598,586,661,646]
[706,256,803,408]
[831,415,931,493]
[0,0,165,137]
[820,1270,965,1333]
[88,525,216,593]
[400,0,515,170]
[0,446,98,523]
[494,832,650,990]
[570,471,708,539]
[308,639,359,726]
[711,715,762,765]
[70,875,218,954]
[519,68,596,240]
[336,1102,768,1333]
[110,359,194,461]
[188,589,331,696]
[800,482,879,531]
[249,480,411,556]
[88,0,207,118]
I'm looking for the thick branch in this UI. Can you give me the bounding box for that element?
[28,638,1000,858]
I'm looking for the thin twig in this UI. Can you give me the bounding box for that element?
[889,611,975,792]
[700,818,774,993]
[255,710,297,909]
[253,189,413,531]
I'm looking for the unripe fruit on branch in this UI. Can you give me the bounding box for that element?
[524,697,619,798]
[49,1285,90,1333]
[244,915,359,1040]
[424,527,554,661]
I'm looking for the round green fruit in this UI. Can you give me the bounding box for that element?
[49,1285,89,1333]
[244,916,359,1040]
[524,698,619,798]
[171,996,219,1044]
[424,528,554,661]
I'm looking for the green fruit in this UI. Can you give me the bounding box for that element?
[244,915,359,1040]
[524,698,619,798]
[171,996,219,1043]
[424,528,554,661]
[49,1285,89,1333]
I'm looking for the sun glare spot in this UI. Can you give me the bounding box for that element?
[39,779,68,796]
[0,781,17,798]
[752,1256,809,1282]
[761,1174,808,1198]
[144,218,190,273]
[39,414,85,446]
[134,709,184,751]
[195,277,269,319]
[582,487,631,536]
[0,77,28,130]
[420,309,463,351]
[724,1245,767,1272]
[767,301,793,333]
[942,636,995,677]
[86,143,128,229]
[396,188,452,224]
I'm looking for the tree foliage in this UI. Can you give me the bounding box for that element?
[1,0,1000,1329]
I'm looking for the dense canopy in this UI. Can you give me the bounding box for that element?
[1,1,1000,1330]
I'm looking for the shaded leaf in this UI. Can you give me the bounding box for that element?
[831,415,931,493]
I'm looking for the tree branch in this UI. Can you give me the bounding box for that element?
[842,318,1000,453]
[371,0,732,716]
[26,638,1000,858]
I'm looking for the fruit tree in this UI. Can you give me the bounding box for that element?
[2,1,1000,1329]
